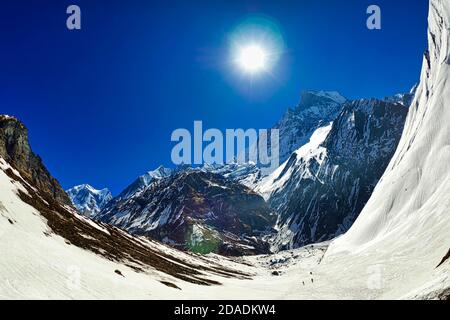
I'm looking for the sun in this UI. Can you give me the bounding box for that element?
[236,44,268,73]
[229,15,285,78]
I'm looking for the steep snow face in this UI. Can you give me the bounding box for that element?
[257,123,332,200]
[258,96,408,251]
[329,0,450,253]
[324,0,450,298]
[271,90,347,164]
[66,184,112,218]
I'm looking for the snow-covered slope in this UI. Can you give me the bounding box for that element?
[67,184,112,217]
[259,97,409,250]
[257,123,332,199]
[0,124,255,298]
[322,0,450,298]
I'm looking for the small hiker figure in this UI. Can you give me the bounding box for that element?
[311,278,314,283]
[302,281,305,286]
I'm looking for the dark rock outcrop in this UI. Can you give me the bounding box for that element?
[0,115,71,206]
[98,169,276,255]
[266,98,410,250]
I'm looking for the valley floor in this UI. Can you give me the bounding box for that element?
[1,159,449,300]
[1,219,448,300]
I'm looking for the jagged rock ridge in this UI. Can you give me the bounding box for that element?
[258,96,410,250]
[271,90,347,164]
[98,168,276,255]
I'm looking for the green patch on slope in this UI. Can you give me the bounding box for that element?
[186,223,222,254]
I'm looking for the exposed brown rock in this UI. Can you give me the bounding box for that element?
[0,115,72,206]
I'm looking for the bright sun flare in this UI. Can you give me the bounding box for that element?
[237,45,267,73]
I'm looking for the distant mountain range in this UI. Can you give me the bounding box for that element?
[66,89,414,255]
[97,168,275,255]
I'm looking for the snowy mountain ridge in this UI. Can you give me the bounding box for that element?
[258,96,409,250]
[117,165,172,200]
[200,162,262,189]
[96,89,413,253]
[270,90,347,165]
[66,184,112,218]
[97,168,276,256]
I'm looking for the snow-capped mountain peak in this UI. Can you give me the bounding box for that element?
[69,183,108,195]
[116,165,172,200]
[66,184,112,218]
[383,84,417,107]
[300,90,347,106]
[0,114,17,121]
[200,162,262,189]
[272,90,347,164]
[141,165,172,184]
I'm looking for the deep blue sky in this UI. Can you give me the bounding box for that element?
[0,0,428,194]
